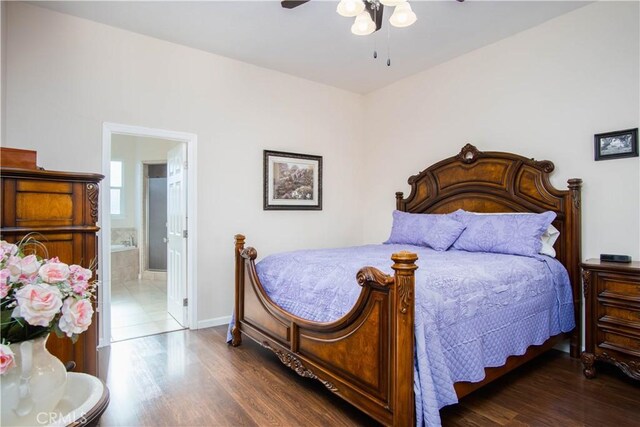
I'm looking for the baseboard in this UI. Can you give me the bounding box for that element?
[197,315,231,330]
[553,340,571,354]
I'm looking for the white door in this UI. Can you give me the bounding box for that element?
[167,144,188,327]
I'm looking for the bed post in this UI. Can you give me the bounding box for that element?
[567,179,582,358]
[231,234,245,347]
[395,192,404,210]
[390,251,418,427]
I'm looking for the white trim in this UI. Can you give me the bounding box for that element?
[99,122,198,348]
[197,316,232,330]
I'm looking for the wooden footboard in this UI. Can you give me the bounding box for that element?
[231,234,417,427]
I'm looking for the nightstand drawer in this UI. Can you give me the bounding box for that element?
[598,272,640,298]
[598,302,640,326]
[597,328,640,357]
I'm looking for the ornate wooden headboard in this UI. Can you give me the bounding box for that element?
[396,144,582,357]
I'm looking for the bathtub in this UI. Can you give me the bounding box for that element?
[110,245,139,282]
[111,244,137,253]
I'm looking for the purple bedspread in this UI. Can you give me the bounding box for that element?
[244,244,575,426]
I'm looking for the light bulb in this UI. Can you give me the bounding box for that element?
[389,2,417,28]
[337,0,366,18]
[351,11,376,36]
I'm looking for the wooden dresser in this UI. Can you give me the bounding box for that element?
[581,259,640,380]
[0,166,103,376]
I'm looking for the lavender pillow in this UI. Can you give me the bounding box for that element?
[385,210,466,251]
[451,210,556,256]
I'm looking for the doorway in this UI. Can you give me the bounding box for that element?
[100,123,198,347]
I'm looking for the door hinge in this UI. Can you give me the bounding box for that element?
[183,229,188,238]
[184,161,188,170]
[183,298,188,307]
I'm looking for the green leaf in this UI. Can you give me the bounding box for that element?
[52,322,65,339]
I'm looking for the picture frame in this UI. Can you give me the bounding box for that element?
[594,128,638,161]
[263,150,322,210]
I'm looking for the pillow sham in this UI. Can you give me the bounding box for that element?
[451,209,557,257]
[459,211,561,257]
[385,210,466,251]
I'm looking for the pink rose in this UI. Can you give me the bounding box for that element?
[58,298,94,337]
[69,265,92,283]
[0,241,18,261]
[7,254,41,283]
[0,269,10,299]
[71,281,89,295]
[12,283,63,327]
[0,344,16,375]
[69,265,92,295]
[38,262,70,283]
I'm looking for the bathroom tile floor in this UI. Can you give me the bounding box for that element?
[111,278,185,342]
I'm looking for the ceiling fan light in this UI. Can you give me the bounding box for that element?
[337,0,365,18]
[380,0,406,7]
[389,2,417,28]
[351,11,376,36]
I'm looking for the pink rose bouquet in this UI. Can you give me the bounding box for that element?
[0,239,96,375]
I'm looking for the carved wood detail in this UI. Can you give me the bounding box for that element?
[241,247,258,260]
[230,328,241,347]
[581,352,596,379]
[568,179,582,210]
[87,183,99,224]
[582,269,591,297]
[261,341,339,392]
[530,159,555,173]
[396,278,412,315]
[391,252,418,315]
[457,143,481,163]
[600,352,640,380]
[356,266,393,288]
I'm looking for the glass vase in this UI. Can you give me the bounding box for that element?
[1,335,68,426]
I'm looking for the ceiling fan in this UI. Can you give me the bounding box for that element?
[281,0,465,35]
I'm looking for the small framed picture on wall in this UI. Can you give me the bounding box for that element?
[594,128,638,161]
[263,150,322,210]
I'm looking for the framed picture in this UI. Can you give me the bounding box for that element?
[263,150,322,210]
[594,128,638,161]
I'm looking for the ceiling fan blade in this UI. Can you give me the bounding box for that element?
[281,0,311,8]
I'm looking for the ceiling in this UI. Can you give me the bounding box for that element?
[31,1,588,94]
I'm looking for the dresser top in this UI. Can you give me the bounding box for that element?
[0,167,103,182]
[582,258,640,273]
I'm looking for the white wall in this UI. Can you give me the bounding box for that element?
[111,135,178,229]
[1,0,6,144]
[362,2,640,260]
[4,2,365,325]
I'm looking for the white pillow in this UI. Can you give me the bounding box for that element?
[465,211,560,258]
[540,224,560,257]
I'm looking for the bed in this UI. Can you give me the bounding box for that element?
[230,144,582,426]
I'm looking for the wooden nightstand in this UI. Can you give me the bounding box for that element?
[581,259,640,380]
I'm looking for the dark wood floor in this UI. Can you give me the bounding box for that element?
[98,326,639,426]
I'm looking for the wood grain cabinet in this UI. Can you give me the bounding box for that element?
[1,167,103,376]
[581,259,640,381]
